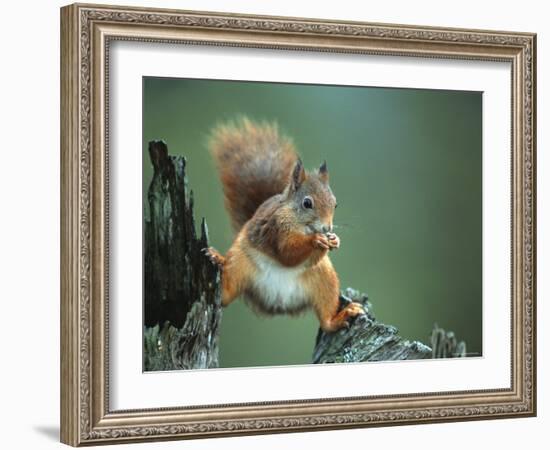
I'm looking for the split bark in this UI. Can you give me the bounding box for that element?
[143,140,221,371]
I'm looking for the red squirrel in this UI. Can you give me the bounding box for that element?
[204,117,364,332]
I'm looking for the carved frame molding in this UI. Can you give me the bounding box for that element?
[60,3,536,446]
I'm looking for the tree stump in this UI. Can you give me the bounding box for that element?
[312,288,433,363]
[430,324,467,358]
[143,140,221,371]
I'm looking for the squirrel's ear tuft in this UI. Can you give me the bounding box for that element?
[318,160,329,183]
[291,158,306,191]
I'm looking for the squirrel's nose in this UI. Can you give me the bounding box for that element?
[322,224,333,233]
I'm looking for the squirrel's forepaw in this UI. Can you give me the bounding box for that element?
[326,232,340,250]
[313,234,330,250]
[202,247,225,267]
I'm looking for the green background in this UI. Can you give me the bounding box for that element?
[143,77,482,368]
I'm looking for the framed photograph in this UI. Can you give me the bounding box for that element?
[60,3,537,446]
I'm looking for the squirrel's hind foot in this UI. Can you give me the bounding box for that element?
[202,247,225,267]
[321,302,365,333]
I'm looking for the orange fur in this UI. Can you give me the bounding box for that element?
[209,117,297,231]
[276,231,318,267]
[303,257,361,332]
[210,225,362,332]
[207,118,364,332]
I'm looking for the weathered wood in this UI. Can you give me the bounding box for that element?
[312,288,432,363]
[144,140,221,371]
[431,323,467,358]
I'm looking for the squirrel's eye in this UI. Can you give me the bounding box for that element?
[302,196,314,209]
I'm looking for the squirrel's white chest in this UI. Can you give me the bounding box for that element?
[249,250,309,313]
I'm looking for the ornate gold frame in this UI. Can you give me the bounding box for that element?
[60,3,536,446]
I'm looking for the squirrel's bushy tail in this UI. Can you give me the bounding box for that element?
[209,117,297,231]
